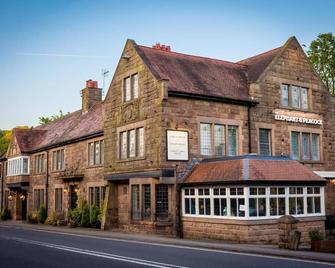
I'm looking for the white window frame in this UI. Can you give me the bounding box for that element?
[182,186,325,220]
[7,156,30,176]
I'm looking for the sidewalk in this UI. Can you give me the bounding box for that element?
[1,221,334,264]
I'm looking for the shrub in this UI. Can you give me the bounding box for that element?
[89,204,100,228]
[81,202,90,227]
[0,207,12,220]
[309,229,324,241]
[38,206,47,224]
[28,212,38,224]
[45,212,57,226]
[98,200,104,223]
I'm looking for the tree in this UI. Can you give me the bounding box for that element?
[0,130,12,156]
[38,110,67,125]
[307,33,335,96]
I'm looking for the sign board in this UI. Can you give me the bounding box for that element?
[273,109,322,126]
[167,130,189,161]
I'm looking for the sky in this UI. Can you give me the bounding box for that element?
[0,0,334,130]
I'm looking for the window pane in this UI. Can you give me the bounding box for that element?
[302,133,310,160]
[249,198,257,217]
[95,141,101,164]
[199,198,204,215]
[289,197,296,215]
[214,125,225,156]
[228,126,238,156]
[259,129,271,156]
[185,199,190,214]
[297,197,304,214]
[120,132,127,159]
[292,86,300,108]
[137,128,144,157]
[143,184,151,219]
[312,134,320,161]
[291,132,300,160]
[238,198,245,217]
[129,129,136,158]
[132,74,139,99]
[301,88,308,110]
[230,199,237,216]
[131,185,140,220]
[191,198,196,214]
[258,198,266,216]
[205,198,211,215]
[307,197,313,214]
[221,199,227,216]
[200,123,211,155]
[278,198,286,215]
[124,77,131,102]
[315,197,321,213]
[281,84,289,107]
[23,158,28,174]
[270,198,278,216]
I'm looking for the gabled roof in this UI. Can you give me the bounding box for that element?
[182,155,325,184]
[237,47,282,82]
[134,43,251,102]
[12,103,103,153]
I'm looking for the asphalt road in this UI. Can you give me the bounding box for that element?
[0,225,333,268]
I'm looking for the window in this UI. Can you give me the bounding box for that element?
[34,189,44,211]
[7,156,30,176]
[291,132,320,161]
[307,187,321,214]
[198,188,211,215]
[142,184,151,219]
[123,73,139,102]
[230,187,245,217]
[184,188,196,215]
[269,187,286,216]
[289,187,304,215]
[280,84,309,110]
[55,188,63,211]
[88,140,104,166]
[200,123,239,157]
[119,127,144,159]
[281,84,289,107]
[259,129,271,156]
[249,187,266,217]
[52,149,64,171]
[213,187,227,216]
[88,186,106,207]
[34,154,45,174]
[131,185,140,220]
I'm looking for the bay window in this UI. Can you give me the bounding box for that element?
[182,186,324,219]
[200,122,239,157]
[7,156,30,176]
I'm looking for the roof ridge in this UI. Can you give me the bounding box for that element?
[137,45,247,68]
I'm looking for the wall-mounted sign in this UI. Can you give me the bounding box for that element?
[167,130,189,161]
[274,111,322,125]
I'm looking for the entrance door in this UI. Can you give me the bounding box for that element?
[21,192,27,221]
[70,185,78,209]
[155,185,168,220]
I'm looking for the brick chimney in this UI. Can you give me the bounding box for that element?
[81,79,102,113]
[152,43,171,52]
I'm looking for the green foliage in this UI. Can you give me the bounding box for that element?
[98,200,104,223]
[0,130,12,156]
[307,33,335,96]
[27,212,38,224]
[0,207,12,220]
[38,110,69,125]
[44,212,57,226]
[81,203,90,227]
[38,206,47,224]
[89,204,100,228]
[309,229,324,241]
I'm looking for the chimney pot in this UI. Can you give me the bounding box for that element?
[152,43,171,52]
[86,79,98,88]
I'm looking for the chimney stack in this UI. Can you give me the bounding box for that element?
[81,79,102,113]
[152,43,171,52]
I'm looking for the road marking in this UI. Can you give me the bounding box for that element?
[0,225,334,266]
[0,234,188,268]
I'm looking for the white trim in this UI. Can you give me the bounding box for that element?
[314,171,335,178]
[7,156,30,176]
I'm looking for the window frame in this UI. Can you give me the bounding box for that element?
[118,127,145,160]
[52,149,65,171]
[279,84,309,111]
[88,140,104,166]
[7,156,30,176]
[123,73,139,103]
[290,131,321,161]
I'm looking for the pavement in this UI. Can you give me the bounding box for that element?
[0,220,334,266]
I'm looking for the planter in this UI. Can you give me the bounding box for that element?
[311,240,321,251]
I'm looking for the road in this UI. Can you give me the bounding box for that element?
[0,225,333,268]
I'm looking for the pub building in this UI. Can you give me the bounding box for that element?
[2,36,335,244]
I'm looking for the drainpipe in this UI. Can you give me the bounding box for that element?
[45,151,49,217]
[248,105,252,154]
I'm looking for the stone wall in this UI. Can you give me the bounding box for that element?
[182,216,325,245]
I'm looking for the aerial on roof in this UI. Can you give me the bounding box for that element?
[182,155,325,184]
[12,103,103,153]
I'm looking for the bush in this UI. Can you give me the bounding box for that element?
[309,229,324,241]
[0,207,12,220]
[38,206,47,224]
[89,204,100,228]
[98,200,104,223]
[81,202,90,227]
[45,212,57,226]
[28,212,38,224]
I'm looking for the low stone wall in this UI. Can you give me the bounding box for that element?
[182,216,325,245]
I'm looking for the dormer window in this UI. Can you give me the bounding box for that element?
[280,84,309,110]
[7,156,30,176]
[123,73,138,102]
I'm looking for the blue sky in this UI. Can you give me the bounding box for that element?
[1,0,334,129]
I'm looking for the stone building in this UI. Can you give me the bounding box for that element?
[102,36,335,244]
[3,80,105,220]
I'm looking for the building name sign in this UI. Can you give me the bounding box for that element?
[167,130,189,161]
[274,113,322,125]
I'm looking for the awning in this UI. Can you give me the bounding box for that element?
[314,171,335,179]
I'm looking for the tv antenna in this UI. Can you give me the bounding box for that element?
[101,69,110,97]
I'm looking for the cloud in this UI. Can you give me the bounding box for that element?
[16,52,106,59]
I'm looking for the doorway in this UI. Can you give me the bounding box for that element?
[70,185,78,209]
[21,192,27,220]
